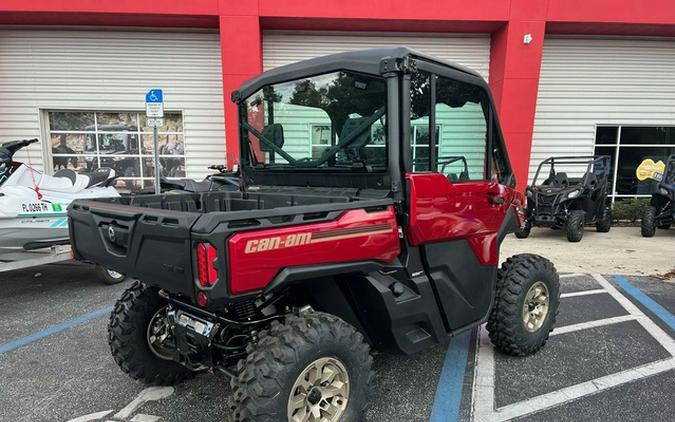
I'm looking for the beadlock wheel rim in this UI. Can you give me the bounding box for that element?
[287,357,350,422]
[146,306,175,360]
[522,281,550,333]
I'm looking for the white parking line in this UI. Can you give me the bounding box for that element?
[591,274,675,356]
[560,289,607,298]
[65,410,114,422]
[560,273,585,279]
[113,387,174,420]
[489,358,675,422]
[550,315,639,336]
[130,414,162,422]
[470,273,675,422]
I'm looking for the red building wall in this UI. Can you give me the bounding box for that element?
[2,0,675,189]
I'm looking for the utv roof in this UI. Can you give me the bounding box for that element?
[232,46,484,102]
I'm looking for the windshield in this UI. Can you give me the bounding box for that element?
[239,71,387,171]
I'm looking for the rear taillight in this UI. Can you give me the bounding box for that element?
[195,243,218,287]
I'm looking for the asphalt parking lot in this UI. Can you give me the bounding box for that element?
[1,263,673,422]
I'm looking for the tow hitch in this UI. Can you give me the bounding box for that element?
[166,308,218,371]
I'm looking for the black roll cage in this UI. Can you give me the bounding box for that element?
[663,154,675,182]
[232,48,516,203]
[530,156,611,188]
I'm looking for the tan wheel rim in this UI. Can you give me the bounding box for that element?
[522,281,550,333]
[287,357,350,422]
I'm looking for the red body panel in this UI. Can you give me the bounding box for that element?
[227,207,400,294]
[406,173,520,265]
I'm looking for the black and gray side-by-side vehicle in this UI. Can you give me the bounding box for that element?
[69,47,560,421]
[515,156,612,242]
[641,154,675,237]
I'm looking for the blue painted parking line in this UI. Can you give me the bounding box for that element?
[612,275,675,331]
[0,306,113,354]
[429,329,471,422]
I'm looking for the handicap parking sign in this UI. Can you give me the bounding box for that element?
[145,89,163,103]
[145,88,164,117]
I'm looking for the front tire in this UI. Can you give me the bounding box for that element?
[232,312,373,422]
[595,204,612,233]
[514,220,532,239]
[487,254,560,356]
[641,206,656,237]
[566,210,585,242]
[108,281,194,385]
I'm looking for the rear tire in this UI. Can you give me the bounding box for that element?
[108,281,194,385]
[595,204,612,233]
[641,206,656,237]
[487,254,560,356]
[514,220,531,239]
[232,312,373,422]
[566,210,585,242]
[96,265,127,285]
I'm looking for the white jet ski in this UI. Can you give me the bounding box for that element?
[0,138,119,250]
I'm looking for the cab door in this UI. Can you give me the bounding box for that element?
[404,68,519,331]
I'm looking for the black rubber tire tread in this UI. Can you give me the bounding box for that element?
[514,220,532,239]
[108,281,194,385]
[595,205,612,233]
[641,206,656,237]
[231,311,373,422]
[96,265,127,285]
[566,210,585,242]
[487,254,560,357]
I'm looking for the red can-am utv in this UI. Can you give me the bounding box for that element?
[68,48,560,421]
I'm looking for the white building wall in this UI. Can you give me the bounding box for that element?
[0,28,225,180]
[531,37,675,181]
[262,31,490,79]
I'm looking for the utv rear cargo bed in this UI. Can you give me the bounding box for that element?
[68,189,392,298]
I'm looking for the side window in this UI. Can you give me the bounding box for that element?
[490,120,513,185]
[434,76,488,181]
[409,71,434,171]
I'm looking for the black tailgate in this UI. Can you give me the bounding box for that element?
[68,199,200,296]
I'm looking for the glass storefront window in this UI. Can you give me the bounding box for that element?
[620,126,674,145]
[616,146,675,195]
[48,111,185,192]
[594,125,675,201]
[595,126,619,145]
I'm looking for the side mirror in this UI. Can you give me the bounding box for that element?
[260,124,285,151]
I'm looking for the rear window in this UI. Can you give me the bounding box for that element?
[240,71,388,172]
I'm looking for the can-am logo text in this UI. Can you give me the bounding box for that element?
[244,232,312,253]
